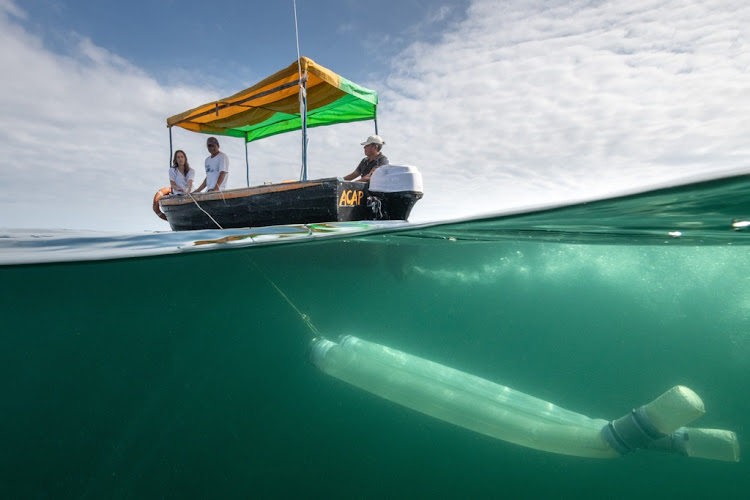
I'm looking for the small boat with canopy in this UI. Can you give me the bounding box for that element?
[154,57,423,231]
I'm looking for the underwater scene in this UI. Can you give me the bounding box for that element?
[1,175,748,499]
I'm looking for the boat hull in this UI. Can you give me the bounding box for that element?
[158,178,415,231]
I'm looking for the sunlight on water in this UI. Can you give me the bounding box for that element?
[413,245,750,308]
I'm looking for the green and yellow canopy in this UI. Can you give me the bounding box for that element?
[166,57,378,144]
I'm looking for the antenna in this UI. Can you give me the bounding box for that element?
[294,0,302,70]
[293,0,308,180]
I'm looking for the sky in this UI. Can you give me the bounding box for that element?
[1,0,749,232]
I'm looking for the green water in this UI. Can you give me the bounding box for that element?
[1,176,749,498]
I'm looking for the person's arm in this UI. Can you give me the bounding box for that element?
[168,169,180,194]
[186,169,195,194]
[209,171,227,192]
[358,167,379,183]
[343,169,360,181]
[193,178,206,193]
[353,155,387,182]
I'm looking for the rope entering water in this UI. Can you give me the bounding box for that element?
[251,260,319,337]
[188,192,223,229]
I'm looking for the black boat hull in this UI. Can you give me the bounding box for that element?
[368,191,424,221]
[159,178,417,231]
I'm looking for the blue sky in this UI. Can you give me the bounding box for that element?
[1,0,749,231]
[17,0,466,87]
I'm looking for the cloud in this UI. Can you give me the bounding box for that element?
[336,22,356,34]
[380,0,750,219]
[1,0,749,231]
[426,5,454,24]
[0,0,24,20]
[0,2,217,230]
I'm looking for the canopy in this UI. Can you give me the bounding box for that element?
[166,57,378,144]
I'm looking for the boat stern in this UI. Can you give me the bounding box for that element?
[367,164,424,220]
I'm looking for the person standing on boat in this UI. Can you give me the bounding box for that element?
[344,135,388,183]
[169,150,195,195]
[193,136,229,193]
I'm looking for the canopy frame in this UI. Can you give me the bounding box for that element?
[167,57,379,186]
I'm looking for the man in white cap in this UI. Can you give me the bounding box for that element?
[193,136,229,193]
[343,135,389,183]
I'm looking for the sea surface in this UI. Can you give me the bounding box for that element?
[1,175,749,499]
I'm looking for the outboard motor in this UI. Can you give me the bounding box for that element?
[368,164,424,220]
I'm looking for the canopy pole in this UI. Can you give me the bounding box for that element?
[374,104,379,135]
[168,127,173,167]
[244,133,250,187]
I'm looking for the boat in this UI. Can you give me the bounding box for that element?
[156,57,423,231]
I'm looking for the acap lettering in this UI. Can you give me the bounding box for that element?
[339,190,364,206]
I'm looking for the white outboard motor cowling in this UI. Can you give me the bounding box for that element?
[368,164,424,220]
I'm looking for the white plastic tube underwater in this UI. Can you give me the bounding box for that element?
[647,427,740,462]
[310,336,740,462]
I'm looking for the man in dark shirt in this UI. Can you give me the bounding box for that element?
[343,135,389,182]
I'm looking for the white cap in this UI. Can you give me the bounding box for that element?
[361,135,385,146]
